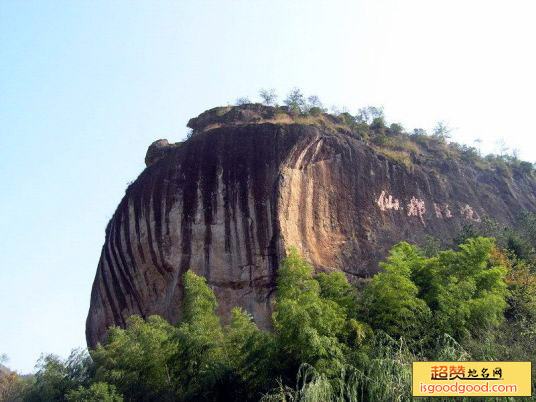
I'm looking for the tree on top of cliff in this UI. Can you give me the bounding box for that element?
[355,106,384,125]
[432,121,452,141]
[259,89,277,106]
[235,97,251,106]
[284,88,307,114]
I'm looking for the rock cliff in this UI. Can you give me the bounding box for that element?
[86,104,536,348]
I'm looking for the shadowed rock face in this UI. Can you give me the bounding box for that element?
[86,106,536,348]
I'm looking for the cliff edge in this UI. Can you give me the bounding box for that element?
[86,104,536,348]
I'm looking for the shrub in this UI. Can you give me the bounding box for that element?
[235,97,251,105]
[361,243,431,343]
[284,88,306,114]
[273,249,349,377]
[169,272,228,401]
[389,123,404,136]
[432,121,451,141]
[380,149,412,170]
[305,95,324,115]
[0,372,27,402]
[24,349,94,402]
[66,382,123,402]
[259,89,277,106]
[413,238,508,340]
[20,236,536,401]
[308,107,323,116]
[92,316,176,401]
[370,116,386,131]
[518,160,534,175]
[355,106,384,124]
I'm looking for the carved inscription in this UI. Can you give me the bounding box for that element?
[434,203,453,219]
[377,191,400,211]
[460,204,481,222]
[407,197,426,224]
[376,191,479,225]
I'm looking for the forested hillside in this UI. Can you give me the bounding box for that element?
[4,212,536,401]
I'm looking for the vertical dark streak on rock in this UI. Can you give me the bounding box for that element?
[237,130,253,266]
[268,126,284,283]
[130,180,147,265]
[151,162,173,273]
[222,136,232,253]
[121,198,147,318]
[102,234,127,324]
[98,261,122,327]
[179,138,200,271]
[251,130,269,252]
[143,175,164,276]
[298,159,308,245]
[231,183,241,262]
[311,154,321,243]
[115,203,145,315]
[152,171,164,265]
[223,180,232,253]
[165,155,180,237]
[107,218,132,314]
[200,136,219,279]
[223,131,241,266]
[120,198,137,274]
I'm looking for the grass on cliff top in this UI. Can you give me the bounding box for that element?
[193,103,535,179]
[199,108,349,134]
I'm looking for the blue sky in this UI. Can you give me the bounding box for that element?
[1,0,535,373]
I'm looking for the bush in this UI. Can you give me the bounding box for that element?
[284,88,306,114]
[273,249,348,377]
[66,383,123,402]
[361,243,431,343]
[235,97,251,105]
[0,372,27,402]
[24,349,94,402]
[259,89,277,106]
[518,160,534,175]
[20,236,536,401]
[379,149,413,170]
[355,106,384,124]
[389,123,404,136]
[92,315,176,401]
[432,121,451,141]
[414,238,508,340]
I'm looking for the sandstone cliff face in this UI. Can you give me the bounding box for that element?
[86,105,536,348]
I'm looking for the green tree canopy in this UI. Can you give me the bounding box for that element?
[91,315,176,401]
[273,249,359,376]
[66,382,123,402]
[361,242,431,342]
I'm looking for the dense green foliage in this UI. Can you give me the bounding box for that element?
[361,243,432,342]
[274,249,351,377]
[92,315,176,400]
[6,224,536,401]
[362,238,508,343]
[66,383,123,402]
[22,350,94,402]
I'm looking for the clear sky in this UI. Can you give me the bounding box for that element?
[1,0,535,373]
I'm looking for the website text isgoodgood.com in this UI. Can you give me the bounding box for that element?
[419,381,518,395]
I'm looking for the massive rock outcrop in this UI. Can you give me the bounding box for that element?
[86,104,536,348]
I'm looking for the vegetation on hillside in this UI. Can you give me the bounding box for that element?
[227,88,536,176]
[183,88,534,178]
[3,212,536,401]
